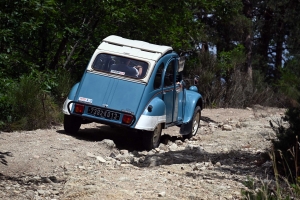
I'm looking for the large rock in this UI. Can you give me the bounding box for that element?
[222,124,233,131]
[99,139,116,148]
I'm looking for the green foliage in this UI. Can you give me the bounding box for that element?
[218,44,246,77]
[241,149,300,200]
[28,68,75,102]
[188,51,224,107]
[5,75,61,131]
[241,177,278,200]
[270,102,300,180]
[189,48,280,108]
[50,69,76,103]
[248,70,278,107]
[0,75,15,129]
[0,67,74,131]
[241,176,299,200]
[252,0,300,82]
[278,57,300,101]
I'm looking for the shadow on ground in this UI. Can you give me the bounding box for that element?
[57,123,184,151]
[56,115,214,151]
[132,148,272,184]
[0,152,13,165]
[201,116,218,124]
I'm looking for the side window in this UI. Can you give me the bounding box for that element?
[153,63,164,89]
[164,60,175,87]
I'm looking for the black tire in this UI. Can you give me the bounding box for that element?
[183,106,201,139]
[142,123,162,150]
[63,114,82,134]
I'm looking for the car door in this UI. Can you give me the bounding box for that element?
[163,59,176,124]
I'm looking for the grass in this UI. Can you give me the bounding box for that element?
[241,146,300,200]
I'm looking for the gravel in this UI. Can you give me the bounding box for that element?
[0,107,285,199]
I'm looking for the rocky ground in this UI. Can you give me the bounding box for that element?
[0,106,286,200]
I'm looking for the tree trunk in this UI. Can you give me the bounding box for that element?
[274,6,285,81]
[49,35,69,70]
[70,19,100,67]
[242,0,253,80]
[241,0,254,101]
[257,7,273,77]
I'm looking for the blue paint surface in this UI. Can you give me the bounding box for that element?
[75,72,145,114]
[142,97,166,116]
[68,82,80,100]
[183,90,202,123]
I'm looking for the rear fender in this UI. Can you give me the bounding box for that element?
[135,97,166,131]
[68,82,80,100]
[62,82,80,115]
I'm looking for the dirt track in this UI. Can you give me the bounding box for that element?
[0,106,285,199]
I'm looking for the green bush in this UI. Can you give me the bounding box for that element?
[241,177,278,200]
[50,68,75,104]
[241,175,299,200]
[5,75,62,131]
[187,50,282,108]
[0,68,75,131]
[270,101,300,180]
[28,68,75,102]
[0,77,14,130]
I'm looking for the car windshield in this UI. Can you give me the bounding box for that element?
[92,53,149,79]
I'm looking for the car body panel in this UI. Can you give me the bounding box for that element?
[182,90,202,123]
[62,82,79,115]
[135,97,166,131]
[75,72,145,115]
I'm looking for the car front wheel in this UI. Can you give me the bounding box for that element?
[64,114,82,134]
[142,123,162,150]
[183,106,201,139]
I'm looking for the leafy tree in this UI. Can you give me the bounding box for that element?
[252,0,300,83]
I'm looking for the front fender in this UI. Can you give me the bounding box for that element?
[180,90,202,135]
[183,90,202,123]
[62,82,80,115]
[135,97,166,131]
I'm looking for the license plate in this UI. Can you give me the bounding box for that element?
[87,107,120,120]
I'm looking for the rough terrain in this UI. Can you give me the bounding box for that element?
[0,106,286,200]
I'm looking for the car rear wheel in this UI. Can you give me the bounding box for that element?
[64,114,82,134]
[183,106,201,139]
[142,123,162,150]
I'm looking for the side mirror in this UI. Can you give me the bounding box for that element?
[194,75,199,85]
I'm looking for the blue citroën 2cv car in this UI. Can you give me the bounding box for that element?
[63,35,203,150]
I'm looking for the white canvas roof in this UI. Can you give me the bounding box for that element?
[98,35,173,61]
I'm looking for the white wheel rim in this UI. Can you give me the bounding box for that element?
[192,112,200,136]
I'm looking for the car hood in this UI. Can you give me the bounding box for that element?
[75,72,145,115]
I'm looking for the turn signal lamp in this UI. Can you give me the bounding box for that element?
[74,104,85,114]
[122,114,133,124]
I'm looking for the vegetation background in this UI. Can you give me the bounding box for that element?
[1,0,300,198]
